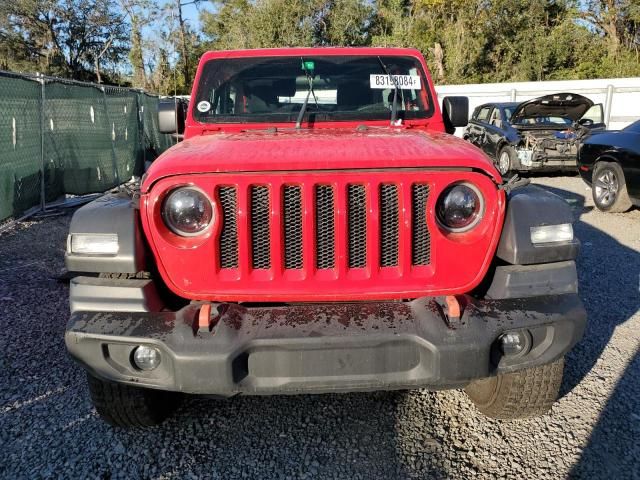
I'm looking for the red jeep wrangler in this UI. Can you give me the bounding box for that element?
[65,48,586,427]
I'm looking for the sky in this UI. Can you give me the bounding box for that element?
[136,0,213,68]
[180,1,213,30]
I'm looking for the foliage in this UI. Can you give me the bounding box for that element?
[1,0,639,88]
[0,0,129,83]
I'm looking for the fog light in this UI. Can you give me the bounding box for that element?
[499,331,530,357]
[132,345,161,371]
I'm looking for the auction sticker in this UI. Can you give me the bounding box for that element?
[197,100,211,112]
[370,74,421,90]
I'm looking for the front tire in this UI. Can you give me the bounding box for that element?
[592,161,632,212]
[464,357,564,420]
[87,373,181,427]
[496,146,517,177]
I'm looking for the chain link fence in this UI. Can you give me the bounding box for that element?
[0,70,176,222]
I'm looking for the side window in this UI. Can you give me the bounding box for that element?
[476,106,492,123]
[582,104,604,124]
[489,108,501,126]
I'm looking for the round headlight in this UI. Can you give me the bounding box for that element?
[436,183,483,231]
[162,187,213,236]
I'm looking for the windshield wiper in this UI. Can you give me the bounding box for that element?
[378,56,399,126]
[295,57,319,129]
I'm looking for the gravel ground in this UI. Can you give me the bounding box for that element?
[0,176,638,479]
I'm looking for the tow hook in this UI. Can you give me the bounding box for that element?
[499,174,530,193]
[433,295,466,329]
[194,303,227,334]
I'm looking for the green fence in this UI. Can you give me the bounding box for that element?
[0,71,176,222]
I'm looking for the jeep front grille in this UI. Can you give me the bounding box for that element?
[412,184,431,266]
[283,186,303,269]
[250,186,271,269]
[380,184,399,267]
[347,184,367,268]
[218,186,238,269]
[216,179,431,273]
[315,185,336,269]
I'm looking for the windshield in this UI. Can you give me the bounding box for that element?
[503,107,515,122]
[193,55,433,124]
[512,115,574,126]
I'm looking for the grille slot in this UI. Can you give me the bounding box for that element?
[218,186,238,268]
[380,184,399,267]
[283,186,303,269]
[347,184,367,268]
[315,185,335,269]
[412,184,431,265]
[250,186,271,269]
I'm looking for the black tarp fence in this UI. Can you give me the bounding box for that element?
[0,70,175,222]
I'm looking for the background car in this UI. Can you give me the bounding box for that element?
[464,93,605,176]
[464,102,520,174]
[578,119,640,212]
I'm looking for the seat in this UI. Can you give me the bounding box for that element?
[337,81,372,109]
[246,85,277,113]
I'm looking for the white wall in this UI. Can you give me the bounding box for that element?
[434,77,640,135]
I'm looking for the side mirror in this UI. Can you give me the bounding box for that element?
[158,98,187,134]
[442,96,469,133]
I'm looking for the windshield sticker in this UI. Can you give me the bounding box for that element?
[196,101,211,112]
[301,60,315,72]
[370,74,421,90]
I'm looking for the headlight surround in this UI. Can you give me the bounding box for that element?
[436,183,484,232]
[162,187,213,236]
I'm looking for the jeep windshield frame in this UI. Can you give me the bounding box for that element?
[192,55,434,125]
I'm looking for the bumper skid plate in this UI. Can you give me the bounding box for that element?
[65,294,586,395]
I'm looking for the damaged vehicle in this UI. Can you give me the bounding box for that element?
[63,48,586,427]
[464,93,605,175]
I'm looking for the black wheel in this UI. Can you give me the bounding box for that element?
[464,357,564,420]
[592,161,632,213]
[87,373,181,427]
[496,146,517,176]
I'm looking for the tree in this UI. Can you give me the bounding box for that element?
[201,0,372,49]
[120,0,159,89]
[0,0,129,82]
[156,0,205,92]
[315,0,373,46]
[2,0,640,87]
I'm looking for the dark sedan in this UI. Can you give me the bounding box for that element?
[464,102,519,173]
[464,94,605,175]
[578,120,640,212]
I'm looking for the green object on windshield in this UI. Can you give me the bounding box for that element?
[302,60,315,72]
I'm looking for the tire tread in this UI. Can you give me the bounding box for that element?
[87,374,180,427]
[465,357,564,420]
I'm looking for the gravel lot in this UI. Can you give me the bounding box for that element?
[0,176,638,479]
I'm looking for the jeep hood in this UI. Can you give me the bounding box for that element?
[511,93,593,123]
[142,128,499,192]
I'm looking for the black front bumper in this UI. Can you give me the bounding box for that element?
[65,293,586,396]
